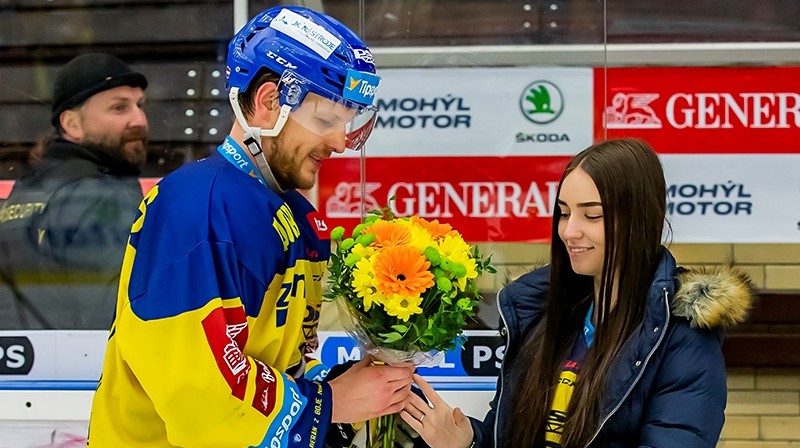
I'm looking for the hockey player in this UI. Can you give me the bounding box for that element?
[88,6,412,447]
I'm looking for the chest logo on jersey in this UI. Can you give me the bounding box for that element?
[306,210,331,240]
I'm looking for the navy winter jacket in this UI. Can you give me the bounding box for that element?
[470,248,752,448]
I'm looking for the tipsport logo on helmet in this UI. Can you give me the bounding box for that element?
[343,69,380,106]
[270,8,342,59]
[519,80,564,125]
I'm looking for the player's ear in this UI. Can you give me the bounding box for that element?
[253,81,280,128]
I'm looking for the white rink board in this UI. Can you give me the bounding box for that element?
[0,330,498,446]
[0,389,494,447]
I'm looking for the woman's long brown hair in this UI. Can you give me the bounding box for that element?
[506,139,667,447]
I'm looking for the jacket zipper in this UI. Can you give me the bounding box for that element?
[583,288,671,447]
[494,289,510,447]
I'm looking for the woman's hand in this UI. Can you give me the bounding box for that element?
[399,374,474,448]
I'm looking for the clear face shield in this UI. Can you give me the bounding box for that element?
[278,70,378,152]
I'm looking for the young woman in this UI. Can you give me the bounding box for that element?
[400,138,753,447]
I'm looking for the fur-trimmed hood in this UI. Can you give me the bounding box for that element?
[672,266,754,329]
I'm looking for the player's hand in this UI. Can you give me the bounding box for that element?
[328,356,415,423]
[400,374,474,448]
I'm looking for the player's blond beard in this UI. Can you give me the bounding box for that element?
[267,134,314,191]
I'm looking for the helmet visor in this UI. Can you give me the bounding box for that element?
[278,71,378,152]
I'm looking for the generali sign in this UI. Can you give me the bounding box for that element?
[318,156,570,242]
[594,67,800,153]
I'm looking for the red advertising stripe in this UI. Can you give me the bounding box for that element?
[0,178,161,199]
[318,156,570,243]
[0,180,12,200]
[594,66,800,153]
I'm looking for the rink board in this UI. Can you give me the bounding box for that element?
[0,330,500,446]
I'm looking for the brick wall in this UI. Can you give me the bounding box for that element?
[722,368,800,447]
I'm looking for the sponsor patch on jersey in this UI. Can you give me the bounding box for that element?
[306,210,331,240]
[201,305,250,400]
[261,378,307,448]
[252,360,279,418]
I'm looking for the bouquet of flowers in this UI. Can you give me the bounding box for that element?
[325,203,494,448]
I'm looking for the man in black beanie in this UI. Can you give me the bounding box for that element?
[0,52,148,329]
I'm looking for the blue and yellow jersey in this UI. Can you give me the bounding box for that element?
[545,305,595,447]
[88,151,333,447]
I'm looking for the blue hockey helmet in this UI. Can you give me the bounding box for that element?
[226,6,379,151]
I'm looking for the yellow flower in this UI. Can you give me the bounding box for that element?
[352,258,382,311]
[352,243,376,259]
[437,234,478,290]
[397,219,437,253]
[384,294,423,322]
[326,206,494,356]
[373,245,435,297]
[437,234,472,259]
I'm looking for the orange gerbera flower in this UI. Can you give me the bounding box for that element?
[373,245,435,297]
[366,220,412,248]
[410,216,454,240]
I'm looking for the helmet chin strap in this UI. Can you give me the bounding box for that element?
[229,87,292,194]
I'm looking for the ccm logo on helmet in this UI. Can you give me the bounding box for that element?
[267,51,297,70]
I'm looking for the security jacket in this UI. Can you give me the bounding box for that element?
[0,137,142,329]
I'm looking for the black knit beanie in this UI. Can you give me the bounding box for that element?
[51,52,148,127]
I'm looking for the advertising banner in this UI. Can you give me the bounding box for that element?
[317,331,502,384]
[594,66,800,243]
[317,66,800,243]
[319,155,569,242]
[3,67,797,243]
[595,66,800,153]
[0,330,502,384]
[0,179,159,200]
[0,331,499,447]
[355,67,594,156]
[0,331,106,381]
[0,180,12,200]
[319,152,800,243]
[662,154,800,243]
